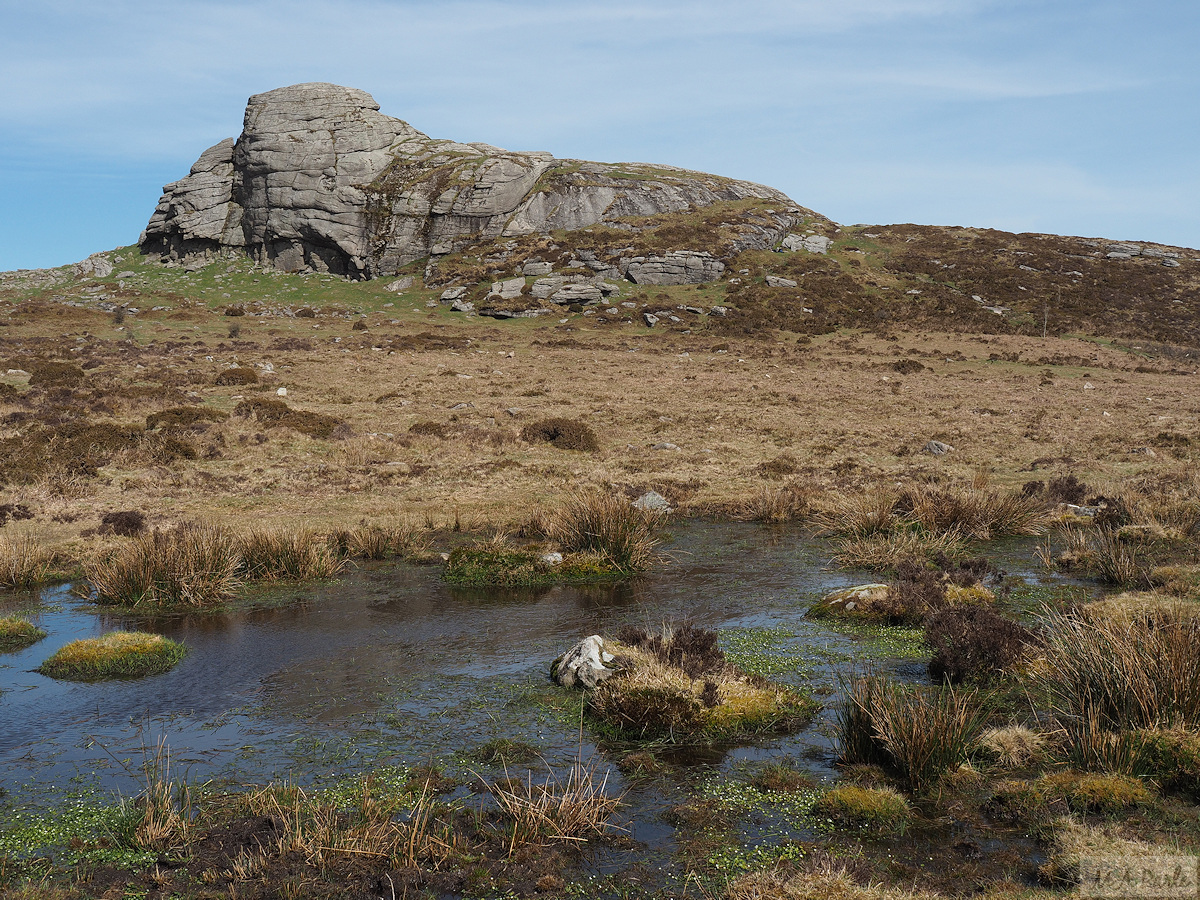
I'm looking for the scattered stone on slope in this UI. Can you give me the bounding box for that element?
[73,254,113,279]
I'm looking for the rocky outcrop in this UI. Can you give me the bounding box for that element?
[623,251,725,285]
[140,82,812,278]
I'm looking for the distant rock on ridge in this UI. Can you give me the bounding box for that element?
[139,82,811,279]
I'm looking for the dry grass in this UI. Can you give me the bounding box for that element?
[1,241,1196,561]
[237,527,345,580]
[86,523,242,606]
[331,519,428,560]
[725,865,943,900]
[1039,818,1188,887]
[0,531,53,589]
[839,675,992,794]
[130,737,193,853]
[548,489,661,573]
[1039,602,1200,735]
[832,528,971,570]
[489,758,623,853]
[234,778,456,870]
[977,725,1047,768]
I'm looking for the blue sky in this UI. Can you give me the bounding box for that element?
[1,0,1196,270]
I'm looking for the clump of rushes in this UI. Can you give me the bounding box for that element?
[1039,602,1200,736]
[813,784,912,834]
[814,482,1050,570]
[549,489,661,573]
[330,520,429,561]
[0,532,54,590]
[36,631,186,680]
[838,674,992,794]
[86,522,241,606]
[585,625,819,744]
[0,616,47,651]
[238,528,344,580]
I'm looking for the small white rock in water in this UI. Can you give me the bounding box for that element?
[277,387,287,396]
[541,551,563,566]
[551,635,618,689]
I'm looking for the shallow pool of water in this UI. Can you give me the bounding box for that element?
[0,522,1090,884]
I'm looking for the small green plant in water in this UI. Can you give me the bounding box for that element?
[36,632,186,681]
[0,616,46,652]
[813,784,912,834]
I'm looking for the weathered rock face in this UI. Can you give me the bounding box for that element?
[140,82,802,278]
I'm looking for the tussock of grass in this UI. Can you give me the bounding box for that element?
[86,522,242,606]
[1039,602,1200,736]
[331,520,428,561]
[444,536,617,586]
[977,725,1047,769]
[238,527,344,581]
[838,675,992,794]
[36,631,186,680]
[1036,771,1153,813]
[587,639,818,744]
[726,865,943,900]
[813,784,911,834]
[0,532,54,590]
[0,616,47,651]
[489,759,623,851]
[733,480,818,523]
[1039,818,1186,887]
[549,489,661,573]
[832,529,971,570]
[817,483,1051,570]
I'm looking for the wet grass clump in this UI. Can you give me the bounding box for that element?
[0,616,46,651]
[585,626,819,744]
[36,631,186,680]
[549,489,662,573]
[838,675,992,794]
[471,738,539,765]
[812,784,912,834]
[816,483,1051,570]
[238,527,345,581]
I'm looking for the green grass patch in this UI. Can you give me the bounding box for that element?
[0,616,46,652]
[443,544,622,586]
[812,784,912,834]
[36,632,186,681]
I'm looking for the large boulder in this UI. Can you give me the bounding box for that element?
[141,83,815,278]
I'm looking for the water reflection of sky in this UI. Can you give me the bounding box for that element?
[0,524,1086,818]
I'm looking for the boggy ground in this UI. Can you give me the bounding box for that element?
[0,244,1196,565]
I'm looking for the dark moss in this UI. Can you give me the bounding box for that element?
[233,398,345,439]
[146,406,228,430]
[520,417,599,452]
[215,367,258,386]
